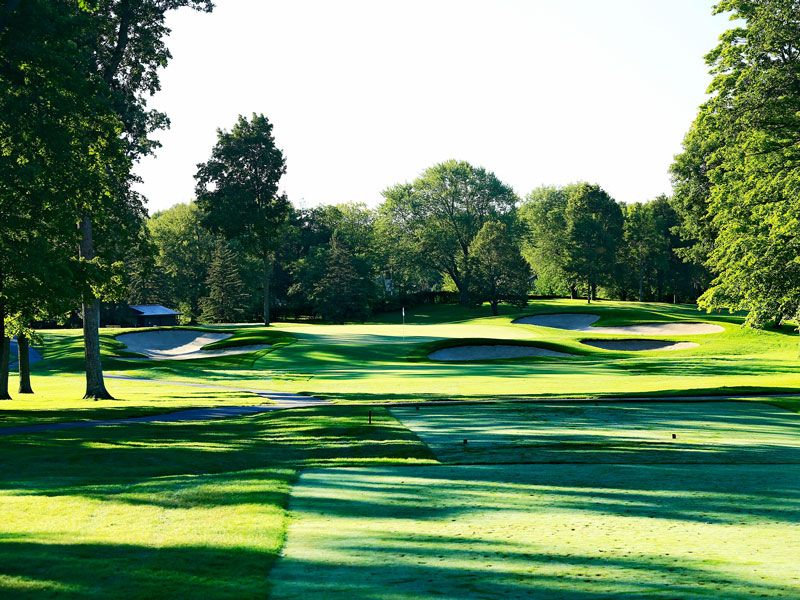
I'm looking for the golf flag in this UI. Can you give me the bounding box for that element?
[402,307,405,318]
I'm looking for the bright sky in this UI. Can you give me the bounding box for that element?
[134,0,730,213]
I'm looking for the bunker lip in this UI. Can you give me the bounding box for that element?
[429,344,573,362]
[116,329,270,361]
[514,313,724,335]
[582,339,699,352]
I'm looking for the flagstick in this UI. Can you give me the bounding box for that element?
[402,306,405,342]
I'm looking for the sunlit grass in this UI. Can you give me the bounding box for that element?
[0,406,434,598]
[13,300,798,412]
[271,462,800,598]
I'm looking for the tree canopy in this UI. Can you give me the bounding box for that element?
[196,113,290,325]
[381,160,518,306]
[672,0,800,326]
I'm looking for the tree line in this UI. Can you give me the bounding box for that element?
[128,138,704,327]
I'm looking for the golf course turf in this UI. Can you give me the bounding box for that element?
[1,300,799,598]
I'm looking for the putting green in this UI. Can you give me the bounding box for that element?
[390,401,800,463]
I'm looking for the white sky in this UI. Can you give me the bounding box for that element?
[134,0,730,213]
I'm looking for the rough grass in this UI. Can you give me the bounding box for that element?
[0,406,434,598]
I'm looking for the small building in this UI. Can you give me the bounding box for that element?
[128,304,181,327]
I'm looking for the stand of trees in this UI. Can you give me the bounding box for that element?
[1,0,213,399]
[671,0,800,328]
[126,167,704,327]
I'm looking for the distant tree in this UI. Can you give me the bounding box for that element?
[381,160,518,306]
[649,195,704,303]
[310,234,374,322]
[148,202,216,322]
[196,114,290,326]
[200,241,248,324]
[519,186,576,297]
[125,228,167,305]
[285,203,381,318]
[470,221,531,315]
[620,202,664,302]
[563,183,623,303]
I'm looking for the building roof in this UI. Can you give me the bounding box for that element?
[129,304,181,316]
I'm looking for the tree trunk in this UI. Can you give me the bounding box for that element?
[0,303,9,400]
[262,256,273,326]
[491,300,498,316]
[17,333,32,394]
[458,285,471,306]
[80,215,112,400]
[638,272,644,303]
[569,284,577,300]
[587,280,592,304]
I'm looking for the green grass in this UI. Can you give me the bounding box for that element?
[389,400,800,463]
[0,406,434,598]
[5,300,796,423]
[270,462,800,599]
[269,400,800,598]
[3,300,799,598]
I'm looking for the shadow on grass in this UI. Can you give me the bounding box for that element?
[269,462,800,599]
[0,406,435,598]
[0,538,279,599]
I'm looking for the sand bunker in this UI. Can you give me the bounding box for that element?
[582,339,699,352]
[116,330,270,361]
[429,344,572,361]
[515,313,724,335]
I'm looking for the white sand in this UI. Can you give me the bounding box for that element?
[515,313,724,335]
[429,345,572,361]
[582,339,699,352]
[116,330,270,361]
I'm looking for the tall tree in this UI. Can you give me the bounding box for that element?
[77,0,214,398]
[519,186,576,297]
[563,183,623,303]
[381,160,518,306]
[200,240,247,324]
[470,221,531,315]
[673,0,800,326]
[0,0,121,398]
[196,114,290,325]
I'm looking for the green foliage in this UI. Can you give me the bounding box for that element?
[519,186,574,296]
[470,221,531,314]
[563,183,623,300]
[309,233,376,323]
[200,241,248,324]
[618,201,667,301]
[195,114,290,324]
[673,0,800,327]
[381,160,518,305]
[147,202,216,322]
